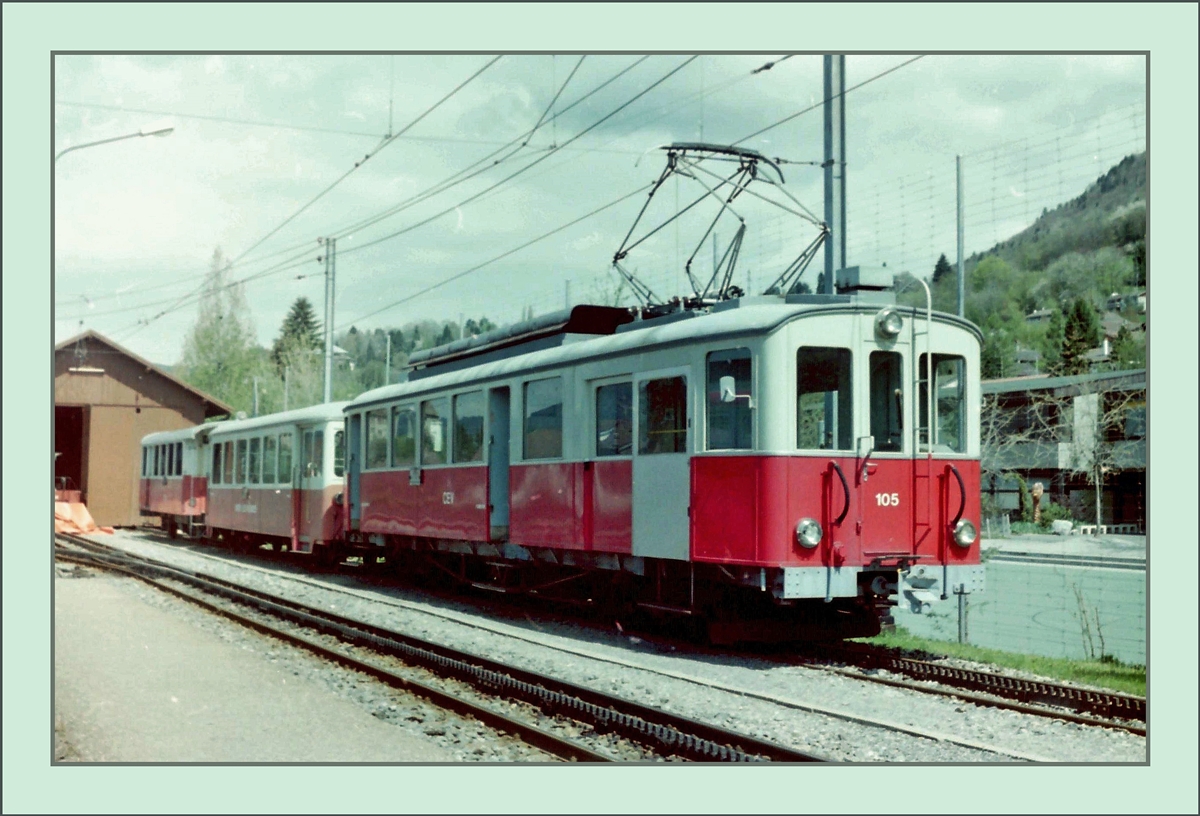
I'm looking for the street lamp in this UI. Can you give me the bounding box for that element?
[55,120,175,163]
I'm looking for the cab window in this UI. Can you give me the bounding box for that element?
[870,351,904,452]
[211,444,222,484]
[919,354,967,453]
[797,347,852,450]
[334,430,345,477]
[366,409,389,469]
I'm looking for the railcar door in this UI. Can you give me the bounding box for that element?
[859,348,916,558]
[293,426,324,550]
[632,368,691,560]
[487,388,511,541]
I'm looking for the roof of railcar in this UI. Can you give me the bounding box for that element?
[141,424,215,446]
[348,298,980,411]
[206,402,350,438]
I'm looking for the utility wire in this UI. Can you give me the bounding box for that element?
[343,182,654,327]
[56,100,383,139]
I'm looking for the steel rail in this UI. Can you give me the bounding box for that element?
[811,642,1145,731]
[55,536,827,762]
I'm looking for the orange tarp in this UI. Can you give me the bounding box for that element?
[55,501,113,535]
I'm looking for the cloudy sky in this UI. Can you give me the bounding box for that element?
[53,52,1145,364]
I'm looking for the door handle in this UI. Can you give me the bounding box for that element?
[948,464,966,526]
[830,460,850,526]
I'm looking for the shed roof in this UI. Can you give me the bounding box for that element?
[56,330,233,417]
[983,368,1145,396]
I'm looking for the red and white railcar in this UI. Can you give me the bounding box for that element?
[139,425,211,537]
[205,403,348,560]
[343,288,985,641]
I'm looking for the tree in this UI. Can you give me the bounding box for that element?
[1107,326,1145,371]
[932,253,954,284]
[270,297,322,375]
[1060,297,1101,375]
[178,248,263,415]
[1062,386,1144,532]
[1041,308,1065,375]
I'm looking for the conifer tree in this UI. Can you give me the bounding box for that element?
[932,253,954,284]
[1060,297,1101,376]
[271,297,322,374]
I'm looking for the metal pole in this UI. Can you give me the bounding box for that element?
[385,332,391,387]
[253,376,260,417]
[323,238,336,404]
[823,55,846,294]
[956,155,965,317]
[957,589,967,643]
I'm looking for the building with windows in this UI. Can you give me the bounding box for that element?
[55,330,232,527]
[981,368,1145,528]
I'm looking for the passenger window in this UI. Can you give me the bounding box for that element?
[595,382,633,457]
[453,391,485,463]
[919,354,966,453]
[639,376,688,454]
[235,439,248,484]
[391,406,416,467]
[870,351,904,452]
[333,430,345,477]
[421,398,450,465]
[366,409,389,469]
[223,441,234,484]
[248,438,261,484]
[263,435,277,483]
[278,433,293,483]
[212,444,222,485]
[147,447,153,477]
[523,378,563,459]
[166,444,174,476]
[312,430,325,477]
[707,349,752,450]
[797,347,853,451]
[176,442,183,475]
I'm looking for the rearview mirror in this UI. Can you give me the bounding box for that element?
[719,375,737,403]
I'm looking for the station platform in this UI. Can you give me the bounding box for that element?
[982,531,1145,559]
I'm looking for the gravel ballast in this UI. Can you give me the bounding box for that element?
[74,530,1148,763]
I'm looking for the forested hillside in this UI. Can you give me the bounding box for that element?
[903,152,1146,378]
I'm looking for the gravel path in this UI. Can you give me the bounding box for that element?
[81,530,1147,763]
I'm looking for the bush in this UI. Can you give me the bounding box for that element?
[1038,500,1072,528]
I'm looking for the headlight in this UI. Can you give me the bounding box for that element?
[875,307,903,339]
[795,517,823,549]
[953,519,977,547]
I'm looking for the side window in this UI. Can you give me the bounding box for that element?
[707,348,752,450]
[166,444,174,477]
[278,433,293,483]
[366,409,389,469]
[421,397,450,465]
[639,376,688,454]
[870,351,904,452]
[391,406,416,467]
[798,347,853,451]
[312,430,325,477]
[235,439,247,484]
[223,441,234,484]
[176,442,183,475]
[453,391,485,463]
[595,382,633,457]
[142,447,149,477]
[263,435,278,483]
[523,377,563,459]
[919,354,966,453]
[248,438,261,484]
[334,430,345,477]
[212,444,222,485]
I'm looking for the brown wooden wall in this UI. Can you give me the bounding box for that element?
[55,339,215,527]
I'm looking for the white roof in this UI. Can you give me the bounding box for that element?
[207,402,350,438]
[141,424,215,446]
[348,299,978,411]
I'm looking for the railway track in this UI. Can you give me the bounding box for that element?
[77,529,1146,749]
[802,642,1146,735]
[55,533,825,763]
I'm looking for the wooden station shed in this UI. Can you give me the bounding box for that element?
[55,330,232,527]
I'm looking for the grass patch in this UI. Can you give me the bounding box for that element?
[854,627,1145,697]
